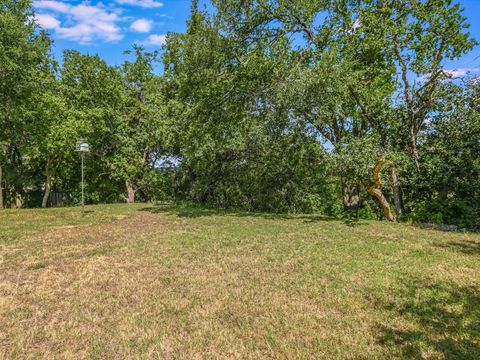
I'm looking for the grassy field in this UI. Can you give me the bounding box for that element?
[1,204,479,359]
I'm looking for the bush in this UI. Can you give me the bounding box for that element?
[301,194,323,214]
[410,199,478,230]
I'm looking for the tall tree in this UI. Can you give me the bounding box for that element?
[34,73,77,208]
[60,50,124,203]
[208,0,475,221]
[354,0,477,217]
[407,79,480,228]
[113,46,166,204]
[0,0,53,207]
[163,5,330,211]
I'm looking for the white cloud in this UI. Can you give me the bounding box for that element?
[115,0,163,8]
[143,34,166,46]
[417,67,480,83]
[130,18,153,33]
[35,13,60,29]
[34,0,70,13]
[444,67,480,78]
[34,1,124,43]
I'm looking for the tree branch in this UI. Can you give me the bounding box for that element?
[393,33,411,104]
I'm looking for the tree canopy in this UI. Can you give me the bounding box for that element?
[1,0,478,229]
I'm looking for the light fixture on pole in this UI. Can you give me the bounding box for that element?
[76,140,89,214]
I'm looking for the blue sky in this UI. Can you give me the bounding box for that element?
[34,0,480,74]
[34,0,192,66]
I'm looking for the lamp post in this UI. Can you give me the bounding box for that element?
[76,140,89,214]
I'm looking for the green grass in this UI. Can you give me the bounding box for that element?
[1,204,479,359]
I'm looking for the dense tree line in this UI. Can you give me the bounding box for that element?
[1,0,172,208]
[1,0,479,229]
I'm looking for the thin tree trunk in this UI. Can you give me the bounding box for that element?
[364,154,397,222]
[9,186,15,208]
[410,128,420,170]
[42,172,52,208]
[0,164,3,209]
[391,166,403,218]
[126,179,135,204]
[15,191,23,209]
[42,157,52,208]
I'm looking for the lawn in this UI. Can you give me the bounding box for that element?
[1,204,479,359]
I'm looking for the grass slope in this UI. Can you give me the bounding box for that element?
[1,204,479,359]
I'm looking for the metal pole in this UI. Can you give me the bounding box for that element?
[81,152,84,214]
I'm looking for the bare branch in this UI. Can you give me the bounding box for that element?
[393,33,411,104]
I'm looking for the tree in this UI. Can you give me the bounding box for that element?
[112,46,166,204]
[0,0,53,208]
[34,73,77,208]
[354,0,477,217]
[406,79,480,228]
[163,5,331,211]
[60,50,124,204]
[207,0,475,221]
[208,0,396,218]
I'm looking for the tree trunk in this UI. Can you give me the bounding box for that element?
[8,186,14,208]
[125,179,135,204]
[364,155,397,222]
[42,157,53,208]
[42,171,52,208]
[341,178,360,212]
[391,166,403,218]
[366,187,397,222]
[410,128,420,170]
[15,191,23,209]
[0,164,3,209]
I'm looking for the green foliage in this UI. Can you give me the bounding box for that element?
[137,169,175,203]
[404,80,480,229]
[1,0,479,229]
[0,0,53,207]
[300,194,323,214]
[410,199,478,229]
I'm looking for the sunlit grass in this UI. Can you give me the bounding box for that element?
[1,204,479,359]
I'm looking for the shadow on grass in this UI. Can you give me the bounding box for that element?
[138,204,340,223]
[414,223,479,234]
[376,279,480,359]
[435,240,480,255]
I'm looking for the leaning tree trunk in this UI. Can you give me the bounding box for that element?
[125,179,135,204]
[391,166,403,217]
[364,155,397,222]
[42,160,52,208]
